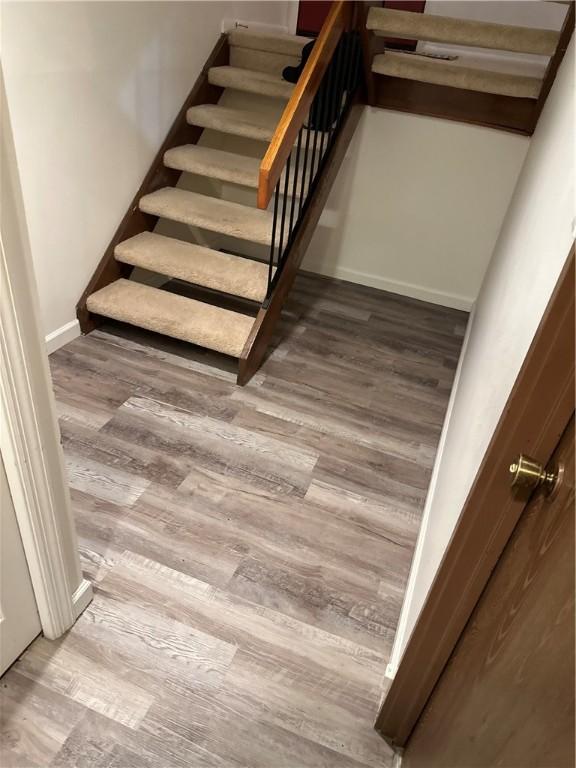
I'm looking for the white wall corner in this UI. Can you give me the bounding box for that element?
[45,318,80,355]
[284,0,300,35]
[386,302,477,671]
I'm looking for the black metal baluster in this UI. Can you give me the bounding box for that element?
[309,97,321,193]
[299,117,312,216]
[266,31,365,301]
[287,128,303,242]
[267,181,280,298]
[277,152,291,275]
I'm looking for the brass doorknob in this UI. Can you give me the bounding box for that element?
[509,454,562,496]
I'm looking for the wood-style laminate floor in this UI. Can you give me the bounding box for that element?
[1,273,466,768]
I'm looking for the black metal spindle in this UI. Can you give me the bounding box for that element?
[309,97,321,191]
[288,128,303,241]
[299,117,312,215]
[277,152,291,267]
[267,181,281,297]
[268,29,363,294]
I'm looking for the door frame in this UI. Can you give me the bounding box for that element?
[1,69,92,642]
[376,247,575,746]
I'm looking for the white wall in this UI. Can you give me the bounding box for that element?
[1,0,295,345]
[389,39,575,673]
[303,108,529,310]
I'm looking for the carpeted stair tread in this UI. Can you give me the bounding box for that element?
[86,279,254,358]
[187,104,278,142]
[228,29,311,57]
[372,52,542,98]
[164,145,261,187]
[366,7,560,56]
[230,46,302,77]
[115,232,268,302]
[208,66,294,99]
[164,144,307,195]
[139,187,274,245]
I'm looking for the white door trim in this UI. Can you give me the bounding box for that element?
[1,68,92,641]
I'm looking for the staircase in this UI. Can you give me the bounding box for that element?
[79,2,362,385]
[78,2,572,383]
[80,29,308,370]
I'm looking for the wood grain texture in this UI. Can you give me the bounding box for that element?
[375,250,575,747]
[373,75,536,135]
[403,417,575,768]
[257,0,352,209]
[1,273,466,767]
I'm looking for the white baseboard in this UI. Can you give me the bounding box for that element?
[385,304,477,674]
[72,577,93,620]
[45,319,80,354]
[303,265,474,311]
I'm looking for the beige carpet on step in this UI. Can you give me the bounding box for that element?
[86,279,254,358]
[367,7,560,56]
[372,51,542,98]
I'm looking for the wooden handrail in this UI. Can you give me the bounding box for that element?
[256,0,352,210]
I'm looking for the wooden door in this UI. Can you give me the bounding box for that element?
[0,455,41,675]
[403,416,575,768]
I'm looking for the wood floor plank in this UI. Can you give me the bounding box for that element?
[102,395,319,498]
[70,488,243,588]
[50,709,235,768]
[5,272,465,768]
[65,454,150,507]
[0,672,85,768]
[219,650,395,767]
[99,551,388,700]
[14,635,156,729]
